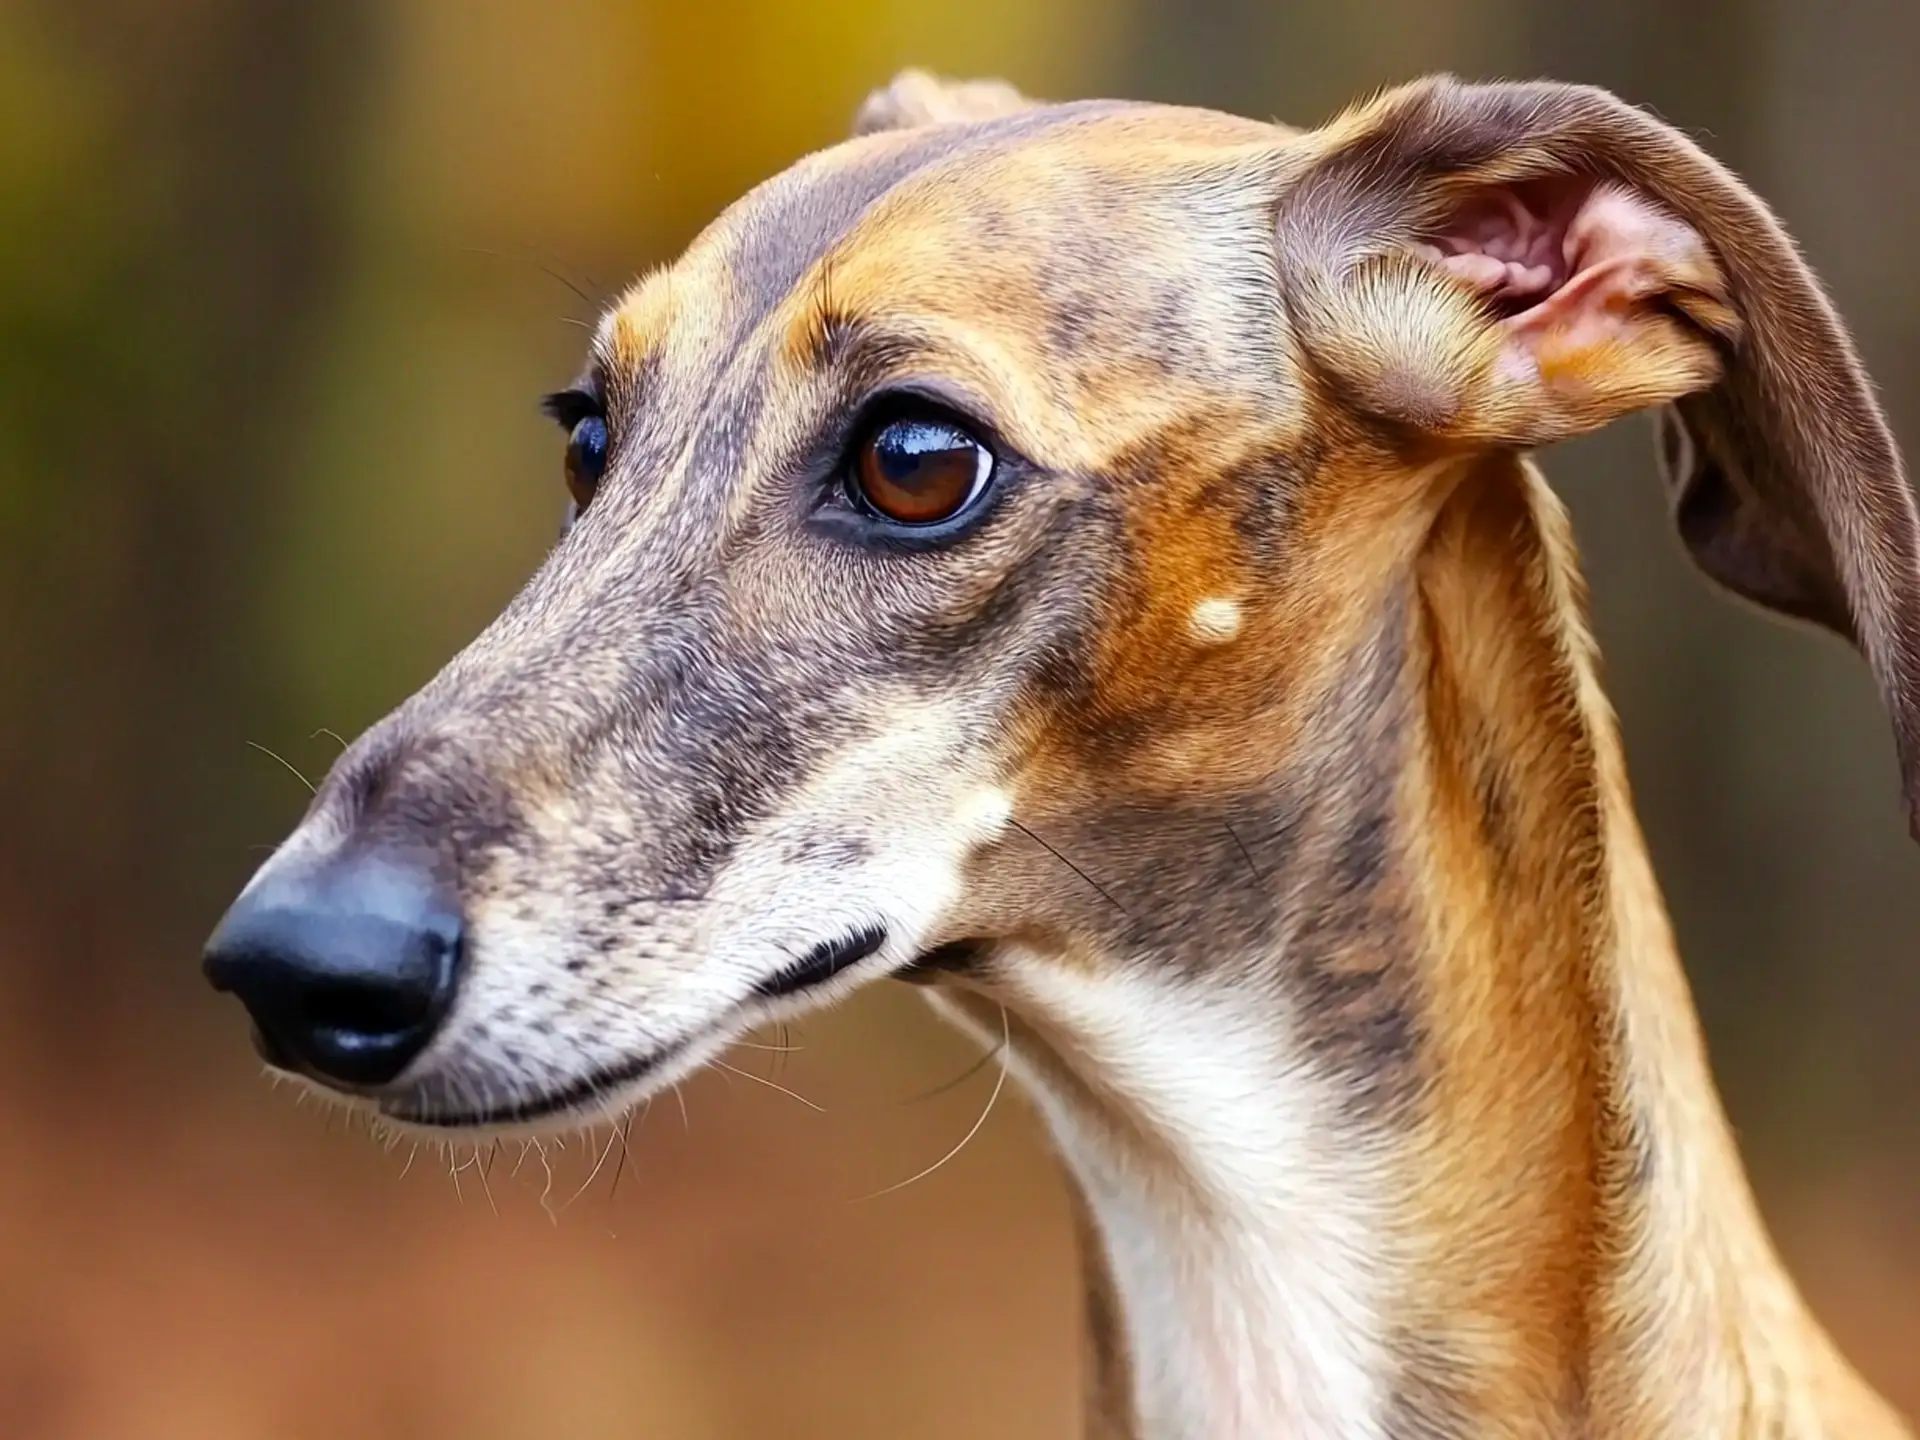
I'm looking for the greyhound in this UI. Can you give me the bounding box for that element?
[202,71,1919,1438]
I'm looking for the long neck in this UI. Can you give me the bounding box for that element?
[927,457,1903,1439]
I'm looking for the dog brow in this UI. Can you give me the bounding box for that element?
[597,270,672,380]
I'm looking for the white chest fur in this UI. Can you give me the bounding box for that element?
[932,961,1397,1439]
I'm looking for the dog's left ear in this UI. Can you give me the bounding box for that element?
[1279,75,1920,840]
[851,68,1038,137]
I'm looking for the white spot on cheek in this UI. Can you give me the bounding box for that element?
[954,786,1014,840]
[1187,596,1243,644]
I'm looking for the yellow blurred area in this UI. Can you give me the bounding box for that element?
[0,1,1915,1435]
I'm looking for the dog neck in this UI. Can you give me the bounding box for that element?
[925,456,1899,1439]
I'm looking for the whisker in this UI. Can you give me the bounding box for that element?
[730,1036,803,1054]
[608,1108,638,1202]
[715,1058,825,1114]
[1010,819,1134,923]
[567,1122,625,1210]
[310,726,349,752]
[1224,820,1268,884]
[537,262,596,306]
[536,1139,559,1223]
[904,1035,1008,1105]
[458,244,603,308]
[856,1004,1012,1202]
[246,740,316,795]
[472,1145,500,1217]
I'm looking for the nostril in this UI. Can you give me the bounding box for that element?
[294,926,456,1037]
[299,971,436,1039]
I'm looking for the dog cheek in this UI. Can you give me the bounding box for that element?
[703,708,1024,963]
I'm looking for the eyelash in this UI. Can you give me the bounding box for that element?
[540,387,603,430]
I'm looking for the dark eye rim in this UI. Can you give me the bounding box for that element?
[825,388,1013,547]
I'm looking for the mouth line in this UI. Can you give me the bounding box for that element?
[381,1037,693,1129]
[752,923,888,1001]
[383,925,897,1130]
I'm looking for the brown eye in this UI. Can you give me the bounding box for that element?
[850,415,994,526]
[564,415,609,511]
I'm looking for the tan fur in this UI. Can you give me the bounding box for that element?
[205,70,1919,1439]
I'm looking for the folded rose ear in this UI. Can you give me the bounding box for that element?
[1417,177,1738,432]
[851,69,1038,138]
[1277,76,1920,839]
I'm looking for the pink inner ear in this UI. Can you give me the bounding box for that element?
[1415,178,1707,345]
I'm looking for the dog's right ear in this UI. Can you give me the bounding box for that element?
[1277,76,1920,840]
[851,69,1038,137]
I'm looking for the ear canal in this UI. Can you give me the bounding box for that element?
[1278,76,1920,840]
[1416,179,1738,368]
[851,69,1037,138]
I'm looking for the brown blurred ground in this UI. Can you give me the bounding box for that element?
[0,1,1915,1435]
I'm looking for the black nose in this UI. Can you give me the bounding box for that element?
[201,854,463,1088]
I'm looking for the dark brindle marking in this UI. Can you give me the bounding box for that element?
[201,69,1918,1439]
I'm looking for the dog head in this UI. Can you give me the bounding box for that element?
[201,72,1920,1130]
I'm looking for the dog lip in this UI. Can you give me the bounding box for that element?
[383,927,893,1129]
[752,923,888,1001]
[381,1040,688,1129]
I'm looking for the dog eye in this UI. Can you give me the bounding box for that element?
[564,415,609,510]
[849,414,994,526]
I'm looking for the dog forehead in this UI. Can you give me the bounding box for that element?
[603,100,1292,372]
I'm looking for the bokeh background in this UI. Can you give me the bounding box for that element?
[1,1,1916,1435]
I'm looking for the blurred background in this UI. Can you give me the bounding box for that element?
[0,1,1915,1435]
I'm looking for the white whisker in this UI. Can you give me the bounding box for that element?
[857,1004,1011,1202]
[715,1058,825,1114]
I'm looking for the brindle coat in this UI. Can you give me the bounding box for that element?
[203,72,1919,1438]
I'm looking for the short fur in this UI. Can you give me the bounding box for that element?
[209,70,1919,1438]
